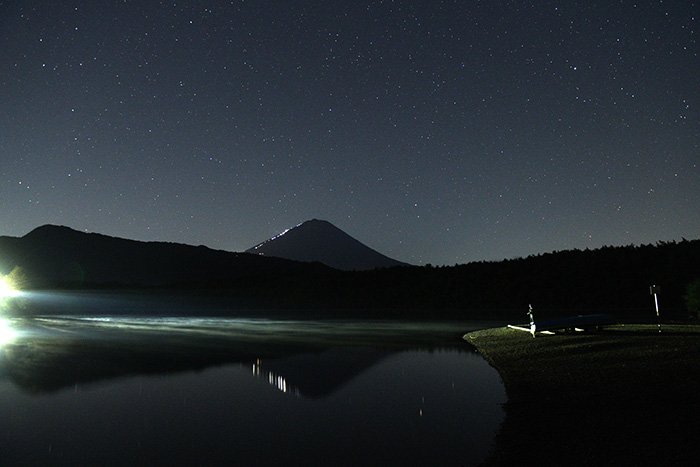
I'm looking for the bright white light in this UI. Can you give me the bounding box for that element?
[0,278,21,298]
[0,319,17,345]
[0,276,20,298]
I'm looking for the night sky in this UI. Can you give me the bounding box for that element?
[1,1,698,265]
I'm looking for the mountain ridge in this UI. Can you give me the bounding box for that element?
[0,224,330,288]
[246,219,409,271]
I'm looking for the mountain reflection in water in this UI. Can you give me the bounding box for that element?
[0,316,505,466]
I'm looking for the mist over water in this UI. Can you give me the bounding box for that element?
[0,297,505,466]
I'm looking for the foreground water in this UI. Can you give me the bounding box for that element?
[0,313,505,466]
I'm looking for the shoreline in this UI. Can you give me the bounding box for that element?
[465,324,700,466]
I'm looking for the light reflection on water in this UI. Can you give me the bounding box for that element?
[34,315,490,336]
[0,315,505,466]
[0,319,17,345]
[252,358,300,396]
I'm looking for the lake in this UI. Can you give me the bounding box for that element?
[0,299,505,466]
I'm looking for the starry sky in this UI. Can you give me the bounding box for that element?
[1,1,698,265]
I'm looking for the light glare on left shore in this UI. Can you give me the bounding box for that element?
[0,276,20,298]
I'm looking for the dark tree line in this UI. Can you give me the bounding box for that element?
[225,239,700,321]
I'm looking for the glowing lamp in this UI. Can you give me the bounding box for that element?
[0,276,20,298]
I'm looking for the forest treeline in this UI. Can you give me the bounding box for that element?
[228,239,700,320]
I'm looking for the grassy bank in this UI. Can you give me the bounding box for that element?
[465,324,700,466]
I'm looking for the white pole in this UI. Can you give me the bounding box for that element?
[654,292,661,333]
[654,293,659,315]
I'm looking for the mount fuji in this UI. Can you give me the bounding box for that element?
[246,219,409,271]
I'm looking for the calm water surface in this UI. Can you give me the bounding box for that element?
[0,312,505,466]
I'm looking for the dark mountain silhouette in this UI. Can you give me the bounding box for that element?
[0,224,330,288]
[1,224,698,321]
[246,219,408,270]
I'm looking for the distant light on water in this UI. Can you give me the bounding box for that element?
[252,358,298,396]
[0,319,17,345]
